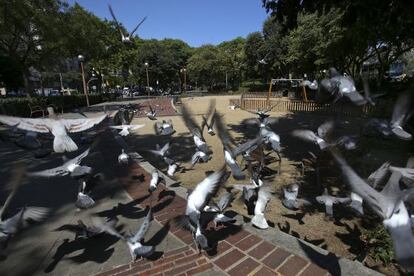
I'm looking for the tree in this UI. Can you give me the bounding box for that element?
[0,0,66,94]
[244,32,264,80]
[218,37,245,90]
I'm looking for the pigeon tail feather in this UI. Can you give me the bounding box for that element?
[54,135,78,153]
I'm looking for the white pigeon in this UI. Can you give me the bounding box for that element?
[251,187,271,229]
[0,107,107,153]
[167,163,178,177]
[149,170,161,193]
[110,124,145,136]
[28,147,92,178]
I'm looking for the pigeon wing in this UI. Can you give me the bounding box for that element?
[62,115,107,133]
[217,193,234,212]
[367,162,391,188]
[131,208,152,243]
[0,115,50,133]
[232,136,262,157]
[129,16,147,36]
[0,162,26,219]
[181,104,202,138]
[329,148,387,219]
[187,166,227,213]
[2,207,49,234]
[291,129,318,143]
[317,120,334,140]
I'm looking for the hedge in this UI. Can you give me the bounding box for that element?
[0,94,117,117]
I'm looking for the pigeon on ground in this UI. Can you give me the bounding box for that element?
[28,147,92,178]
[108,5,147,44]
[282,184,312,211]
[204,193,236,227]
[75,176,99,209]
[329,147,414,272]
[0,107,107,153]
[110,124,145,136]
[149,170,163,193]
[154,120,175,135]
[190,150,210,168]
[124,208,154,260]
[251,186,271,229]
[146,105,157,120]
[315,188,351,217]
[0,162,49,249]
[118,149,129,164]
[229,103,240,110]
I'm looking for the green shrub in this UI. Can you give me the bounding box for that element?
[362,225,394,265]
[0,94,116,117]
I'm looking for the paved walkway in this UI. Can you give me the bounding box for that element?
[96,160,330,276]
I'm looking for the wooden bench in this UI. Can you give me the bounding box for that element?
[28,104,45,118]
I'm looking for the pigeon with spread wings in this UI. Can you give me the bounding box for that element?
[108,5,147,44]
[0,107,107,153]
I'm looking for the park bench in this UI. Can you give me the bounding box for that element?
[28,103,45,117]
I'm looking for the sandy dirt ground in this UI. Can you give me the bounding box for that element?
[123,95,413,275]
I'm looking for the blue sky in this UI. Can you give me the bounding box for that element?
[66,0,269,47]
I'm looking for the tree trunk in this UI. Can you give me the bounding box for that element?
[22,69,33,98]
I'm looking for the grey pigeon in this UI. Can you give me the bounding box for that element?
[175,166,228,252]
[390,89,414,140]
[181,104,210,154]
[110,124,145,136]
[282,183,311,210]
[75,178,96,209]
[108,5,147,44]
[204,193,236,227]
[0,163,49,249]
[292,121,334,150]
[27,147,92,178]
[329,148,414,272]
[154,120,175,135]
[125,208,154,260]
[201,99,216,136]
[56,217,124,240]
[315,188,351,217]
[146,105,157,120]
[149,170,162,193]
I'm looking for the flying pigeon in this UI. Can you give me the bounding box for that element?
[317,68,368,106]
[201,99,216,136]
[0,162,49,249]
[27,147,92,178]
[190,150,210,168]
[315,188,351,217]
[251,186,271,229]
[148,142,170,161]
[175,166,228,252]
[108,5,147,44]
[14,131,41,150]
[204,193,236,227]
[301,80,318,90]
[110,124,145,136]
[292,120,334,150]
[55,216,124,240]
[329,147,414,272]
[181,104,210,154]
[389,89,414,140]
[125,208,154,260]
[118,149,129,164]
[154,120,175,135]
[0,107,107,153]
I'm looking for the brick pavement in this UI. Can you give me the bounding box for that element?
[134,97,178,118]
[96,161,330,276]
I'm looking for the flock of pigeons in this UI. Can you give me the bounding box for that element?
[0,77,413,272]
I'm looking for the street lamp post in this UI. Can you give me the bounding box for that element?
[144,62,149,96]
[180,68,187,93]
[78,54,90,107]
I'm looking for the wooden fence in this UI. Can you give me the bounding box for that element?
[233,92,393,118]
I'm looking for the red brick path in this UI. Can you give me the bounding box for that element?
[96,162,330,276]
[135,97,178,118]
